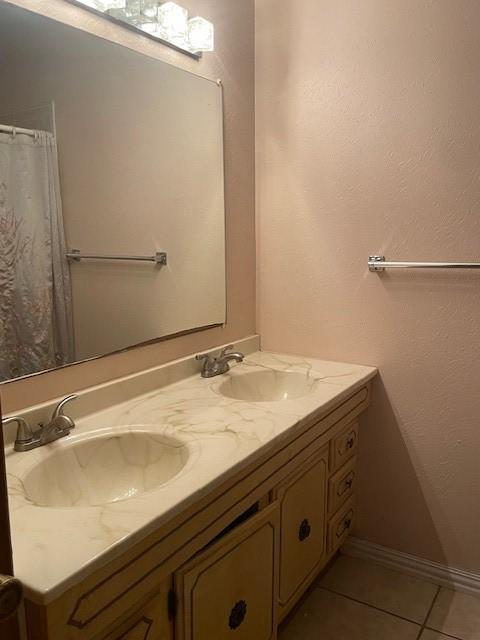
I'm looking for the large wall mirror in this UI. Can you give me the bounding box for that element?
[0,3,226,384]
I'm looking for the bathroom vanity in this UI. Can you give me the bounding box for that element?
[4,342,376,640]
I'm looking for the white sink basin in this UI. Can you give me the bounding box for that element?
[22,429,189,508]
[218,369,317,402]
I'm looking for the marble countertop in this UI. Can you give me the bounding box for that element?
[5,350,376,604]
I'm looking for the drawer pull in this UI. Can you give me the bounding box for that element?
[336,511,353,538]
[229,600,247,630]
[336,430,357,458]
[337,472,355,497]
[298,519,312,542]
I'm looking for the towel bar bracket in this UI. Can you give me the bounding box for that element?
[369,255,386,272]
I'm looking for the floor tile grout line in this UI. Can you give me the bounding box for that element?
[423,627,463,640]
[419,585,441,634]
[416,586,466,640]
[415,622,424,640]
[317,585,424,627]
[319,584,465,640]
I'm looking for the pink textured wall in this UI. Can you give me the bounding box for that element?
[256,0,480,572]
[1,0,255,413]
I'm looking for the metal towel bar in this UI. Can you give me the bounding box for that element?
[369,255,480,272]
[66,249,167,265]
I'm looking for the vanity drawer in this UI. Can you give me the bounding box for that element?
[101,584,172,640]
[330,421,358,473]
[174,504,279,640]
[328,456,357,515]
[273,448,328,608]
[327,497,356,555]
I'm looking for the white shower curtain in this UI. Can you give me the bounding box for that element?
[0,130,74,381]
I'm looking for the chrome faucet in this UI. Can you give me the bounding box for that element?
[38,395,78,446]
[2,394,78,452]
[196,345,245,378]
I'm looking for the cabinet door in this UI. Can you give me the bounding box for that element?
[101,582,172,640]
[174,504,279,640]
[274,448,328,609]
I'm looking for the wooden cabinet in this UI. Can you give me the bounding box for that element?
[174,504,279,640]
[24,384,372,640]
[274,448,328,616]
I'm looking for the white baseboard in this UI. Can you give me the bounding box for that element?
[342,537,480,596]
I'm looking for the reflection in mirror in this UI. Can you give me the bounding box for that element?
[0,3,226,384]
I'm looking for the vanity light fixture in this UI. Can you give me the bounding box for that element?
[70,0,214,57]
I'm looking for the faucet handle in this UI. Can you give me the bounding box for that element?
[2,416,33,444]
[195,353,216,366]
[219,345,235,357]
[51,394,78,420]
[196,351,218,370]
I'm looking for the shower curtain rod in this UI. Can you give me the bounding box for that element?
[0,124,53,138]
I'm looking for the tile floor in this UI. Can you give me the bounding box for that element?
[279,554,480,640]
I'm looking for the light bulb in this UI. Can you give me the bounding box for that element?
[157,2,188,45]
[187,16,214,52]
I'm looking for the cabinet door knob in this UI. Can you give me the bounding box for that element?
[0,575,22,621]
[336,513,353,538]
[298,518,312,542]
[337,472,355,497]
[229,600,247,630]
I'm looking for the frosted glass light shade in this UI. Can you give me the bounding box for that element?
[140,22,164,36]
[187,16,214,52]
[96,0,125,9]
[125,0,141,13]
[157,2,188,43]
[141,0,158,19]
[123,0,157,23]
[77,0,114,10]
